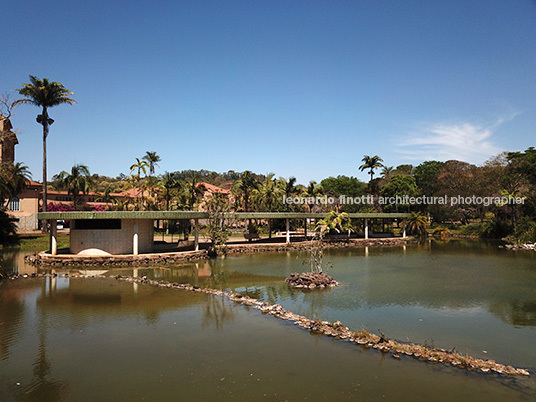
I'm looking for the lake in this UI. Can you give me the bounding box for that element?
[1,239,536,400]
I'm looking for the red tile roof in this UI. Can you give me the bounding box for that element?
[196,182,230,194]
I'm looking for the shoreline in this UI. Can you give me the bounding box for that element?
[24,237,413,266]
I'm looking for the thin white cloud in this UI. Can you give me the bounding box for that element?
[396,117,516,164]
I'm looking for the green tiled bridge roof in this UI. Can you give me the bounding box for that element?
[39,211,411,220]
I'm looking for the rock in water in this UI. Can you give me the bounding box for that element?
[285,272,338,289]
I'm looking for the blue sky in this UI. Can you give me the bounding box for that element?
[2,0,536,184]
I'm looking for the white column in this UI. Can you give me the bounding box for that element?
[133,221,139,256]
[194,218,199,251]
[402,219,407,238]
[50,219,57,255]
[286,218,290,244]
[364,218,368,240]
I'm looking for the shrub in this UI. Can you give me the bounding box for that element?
[460,220,512,239]
[0,210,19,246]
[515,217,536,244]
[432,226,450,238]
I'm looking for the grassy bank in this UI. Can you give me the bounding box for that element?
[12,233,70,252]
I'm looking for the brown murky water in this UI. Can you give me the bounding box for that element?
[1,240,536,400]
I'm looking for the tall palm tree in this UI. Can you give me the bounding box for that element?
[284,176,297,199]
[15,76,76,217]
[159,172,181,210]
[303,180,323,212]
[232,170,258,212]
[143,151,161,176]
[253,174,283,211]
[359,155,385,182]
[184,178,205,210]
[129,158,149,210]
[56,164,92,209]
[130,158,149,179]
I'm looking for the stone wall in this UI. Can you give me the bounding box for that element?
[12,213,38,232]
[70,219,154,255]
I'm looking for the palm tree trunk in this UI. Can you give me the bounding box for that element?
[41,109,49,232]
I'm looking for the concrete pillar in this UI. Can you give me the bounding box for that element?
[50,219,57,256]
[402,219,407,238]
[133,221,139,256]
[364,218,369,240]
[268,219,272,239]
[194,219,199,251]
[286,218,290,244]
[304,219,307,238]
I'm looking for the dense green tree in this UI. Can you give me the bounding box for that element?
[413,161,444,195]
[320,176,367,212]
[15,76,76,215]
[394,164,414,175]
[380,175,418,212]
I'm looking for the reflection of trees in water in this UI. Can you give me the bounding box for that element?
[15,279,69,401]
[1,251,19,275]
[0,287,25,360]
[202,294,234,330]
[489,301,536,327]
[205,272,229,289]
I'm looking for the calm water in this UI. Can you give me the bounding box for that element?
[1,240,536,400]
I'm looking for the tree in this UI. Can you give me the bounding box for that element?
[381,166,394,177]
[159,172,181,210]
[232,170,258,212]
[0,162,31,208]
[320,175,367,212]
[56,164,92,209]
[302,180,323,212]
[284,176,298,199]
[359,155,384,182]
[15,76,76,220]
[316,211,352,237]
[129,158,149,210]
[206,192,230,255]
[0,210,19,246]
[380,175,418,212]
[143,151,161,176]
[406,212,428,238]
[254,174,283,212]
[184,178,205,210]
[413,161,444,195]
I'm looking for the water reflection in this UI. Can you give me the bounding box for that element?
[18,291,69,401]
[0,282,25,361]
[489,301,536,327]
[202,295,235,330]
